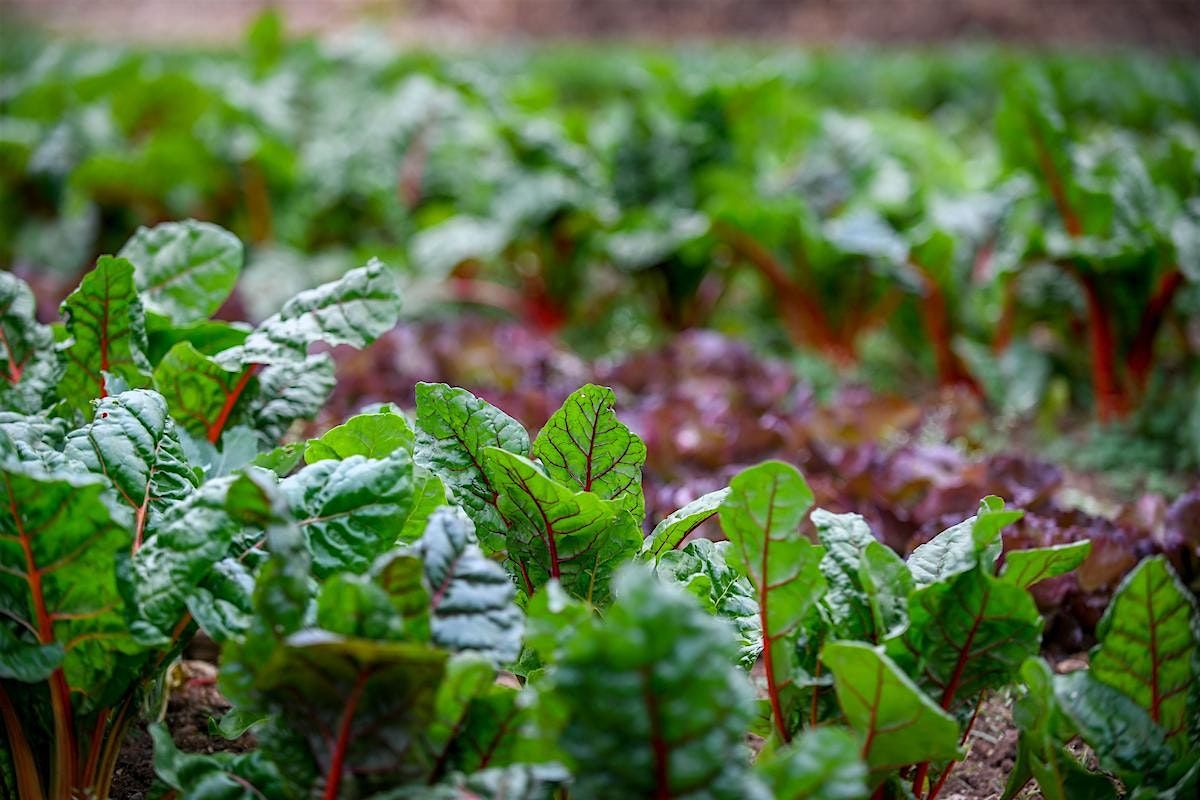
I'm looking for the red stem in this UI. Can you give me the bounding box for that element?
[641,666,671,800]
[926,694,986,800]
[323,670,370,800]
[758,483,792,743]
[0,325,24,383]
[909,260,981,393]
[1066,266,1126,421]
[207,364,261,444]
[0,683,44,800]
[1127,269,1184,393]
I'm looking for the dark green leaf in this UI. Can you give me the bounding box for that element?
[414,383,530,557]
[554,566,762,800]
[58,256,152,413]
[119,219,243,324]
[906,496,1022,586]
[0,272,61,413]
[282,451,416,577]
[412,507,523,665]
[484,448,642,604]
[756,726,869,800]
[63,389,197,544]
[815,509,910,642]
[532,384,646,518]
[1090,556,1199,757]
[641,487,729,560]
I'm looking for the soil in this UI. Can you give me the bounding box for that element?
[109,651,1096,799]
[111,661,256,800]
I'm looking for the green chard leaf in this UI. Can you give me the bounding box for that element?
[888,565,1043,712]
[118,219,243,323]
[153,342,259,445]
[63,389,197,547]
[0,272,61,414]
[821,641,961,787]
[1089,556,1200,756]
[814,509,911,642]
[720,461,825,741]
[657,538,761,669]
[484,448,642,604]
[150,723,285,800]
[281,451,416,578]
[1000,540,1092,589]
[305,405,415,463]
[532,384,646,518]
[226,258,400,365]
[1003,658,1119,800]
[0,461,138,700]
[906,496,1022,586]
[235,631,448,795]
[58,256,153,414]
[755,726,869,800]
[553,566,764,800]
[414,382,530,557]
[641,487,730,560]
[411,507,523,666]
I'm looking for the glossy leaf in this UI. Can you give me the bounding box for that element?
[118,219,243,323]
[641,487,729,560]
[720,461,825,740]
[281,451,416,577]
[1000,540,1092,589]
[906,496,1022,586]
[63,389,197,546]
[58,256,152,413]
[657,538,761,668]
[230,259,400,364]
[756,727,869,800]
[484,448,642,604]
[0,461,136,697]
[0,272,60,414]
[553,566,761,800]
[821,641,961,786]
[411,507,523,666]
[1090,556,1199,755]
[414,382,530,556]
[815,509,910,642]
[305,406,414,463]
[153,342,258,444]
[532,384,646,518]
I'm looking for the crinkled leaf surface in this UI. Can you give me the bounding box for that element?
[889,566,1042,711]
[821,641,961,786]
[755,727,868,800]
[532,384,646,518]
[906,496,1022,586]
[63,389,197,545]
[119,219,243,323]
[484,448,641,604]
[228,259,400,364]
[153,342,257,444]
[657,538,761,669]
[0,272,61,413]
[235,631,448,795]
[815,509,910,642]
[1000,540,1092,589]
[305,406,414,463]
[0,462,137,700]
[414,382,530,557]
[642,487,729,560]
[411,507,523,666]
[1090,556,1199,756]
[553,567,762,800]
[150,723,286,800]
[58,255,152,413]
[282,451,415,578]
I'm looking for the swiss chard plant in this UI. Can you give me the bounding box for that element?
[0,219,401,800]
[1003,555,1200,800]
